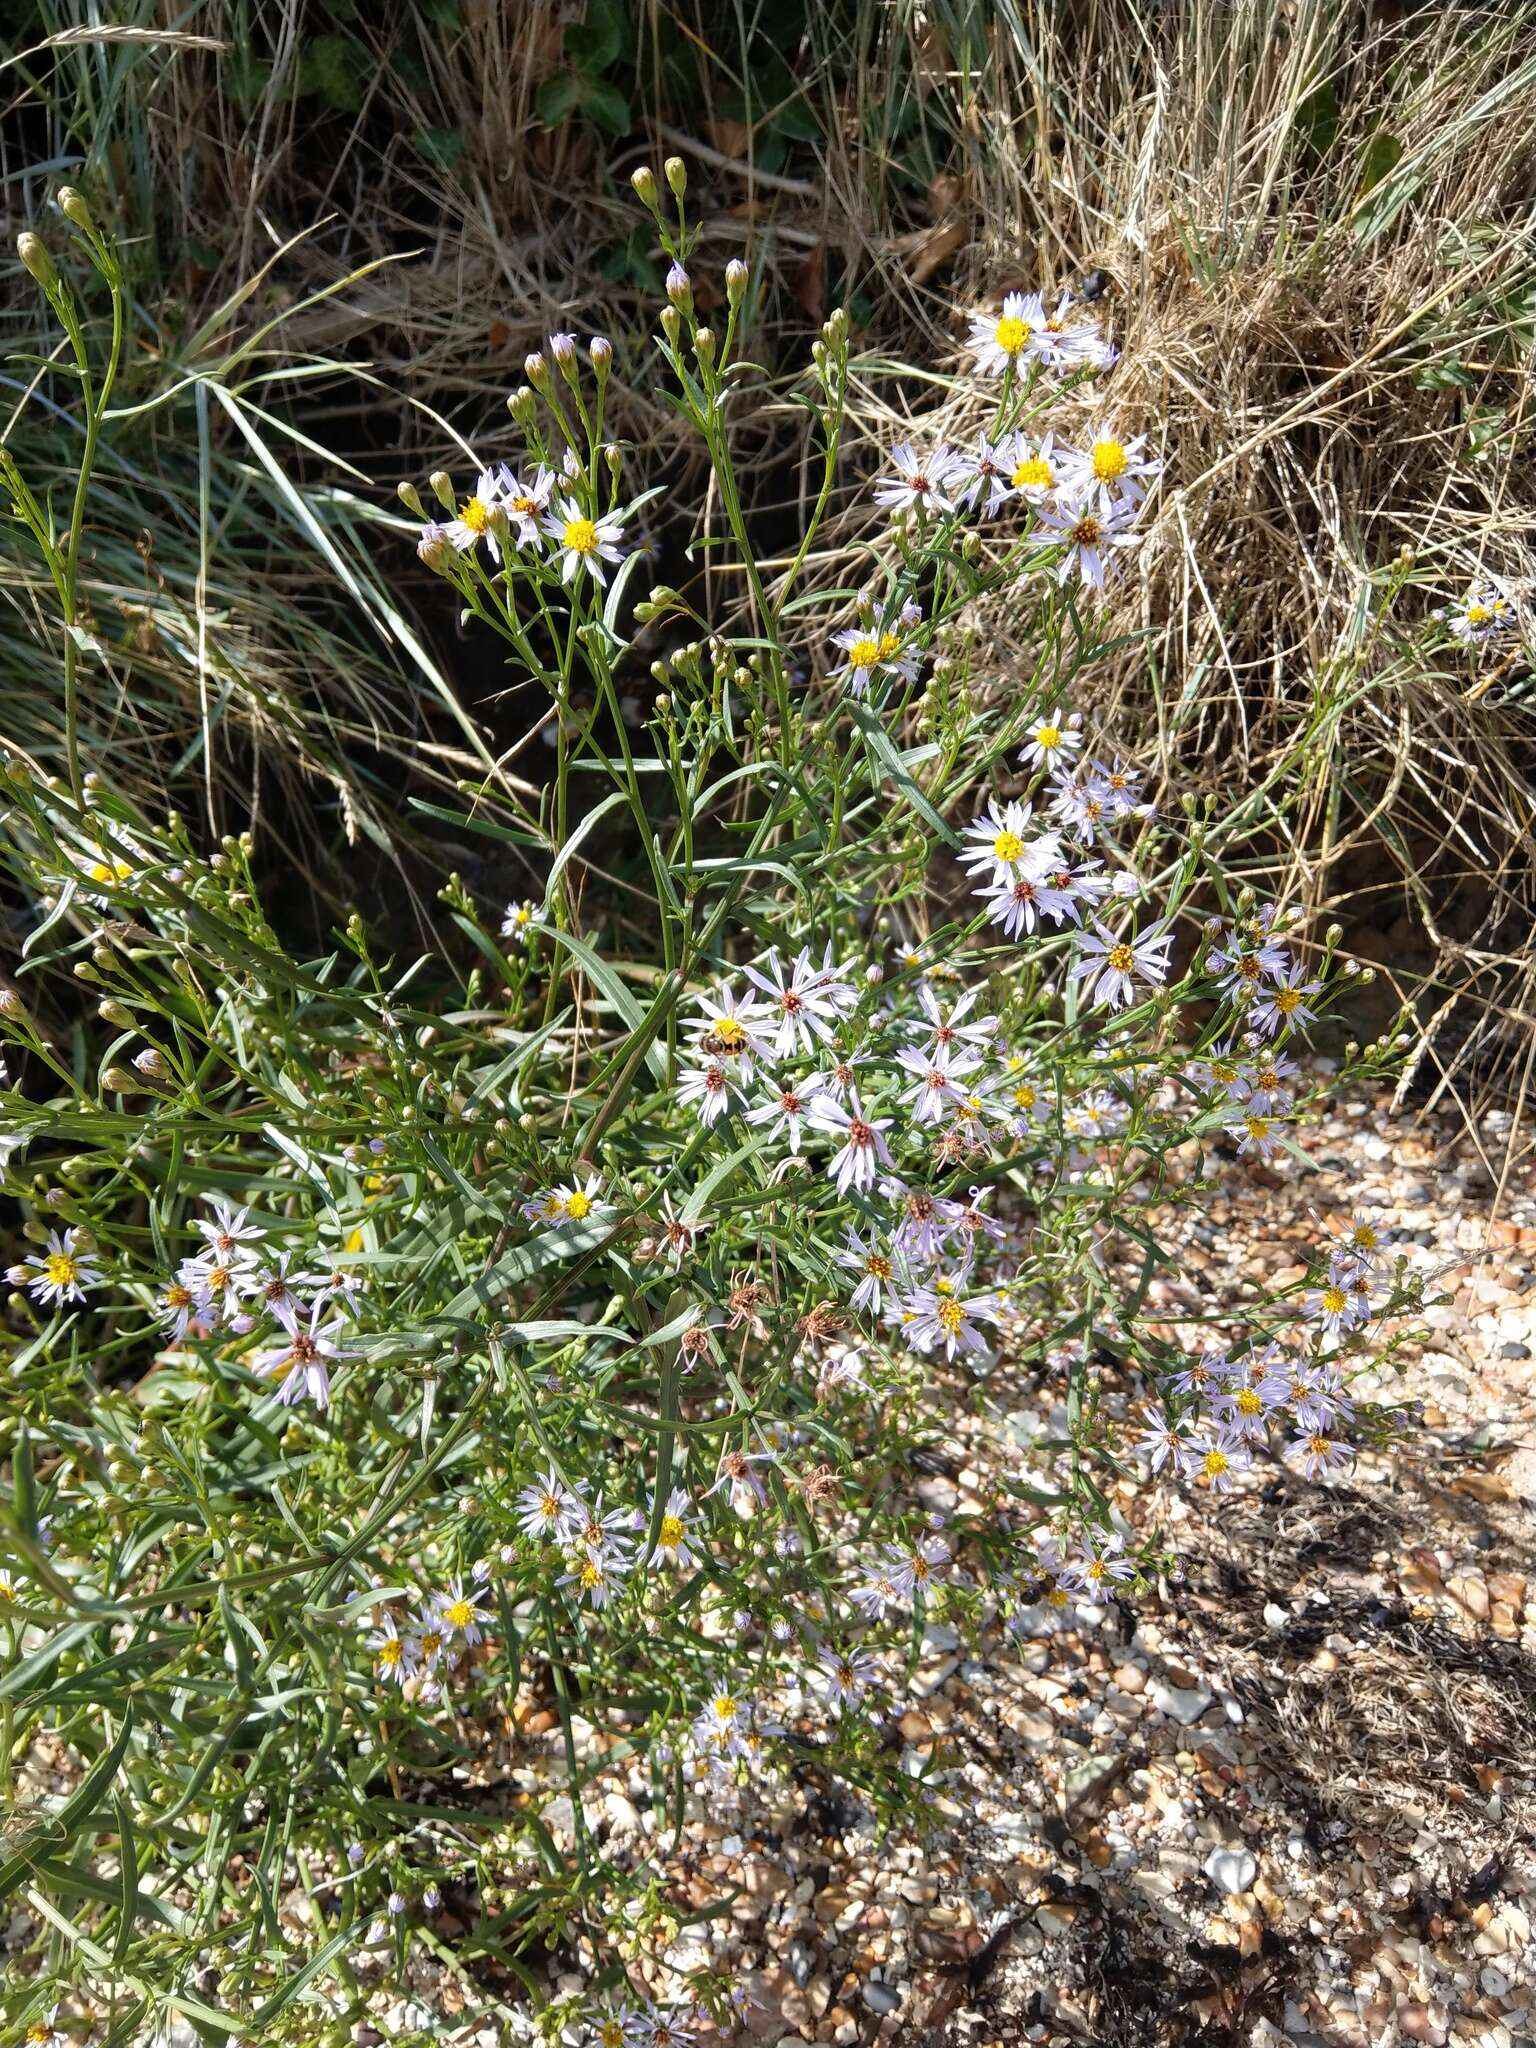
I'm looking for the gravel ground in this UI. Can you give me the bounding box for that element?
[397,1090,1533,2048]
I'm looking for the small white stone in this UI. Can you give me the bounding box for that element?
[1203,1846,1258,1895]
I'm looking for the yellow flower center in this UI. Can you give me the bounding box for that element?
[43,1251,78,1287]
[89,858,132,884]
[459,495,489,533]
[1211,1060,1237,1082]
[1013,1083,1036,1108]
[1034,724,1061,749]
[1274,986,1303,1013]
[378,1637,402,1666]
[443,1598,474,1628]
[565,1190,592,1220]
[1106,944,1134,974]
[714,1016,746,1048]
[1047,1586,1069,1607]
[1012,456,1054,488]
[1203,1448,1229,1478]
[994,313,1030,354]
[1091,438,1129,481]
[600,2024,626,2048]
[937,1299,965,1335]
[1235,1388,1262,1416]
[865,1254,891,1280]
[1322,1286,1347,1314]
[419,1629,443,1658]
[659,1514,685,1547]
[992,829,1025,862]
[712,1695,738,1721]
[1351,1224,1378,1249]
[1246,1116,1269,1139]
[562,516,598,555]
[577,1559,602,1590]
[1466,603,1489,624]
[877,631,902,658]
[848,636,881,668]
[1085,1558,1107,1581]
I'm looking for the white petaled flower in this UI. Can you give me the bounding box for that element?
[1437,578,1514,645]
[1307,1276,1366,1345]
[872,439,963,516]
[965,289,1046,375]
[156,1275,206,1340]
[501,900,544,945]
[1000,427,1066,502]
[10,1227,102,1307]
[812,1052,870,1112]
[745,1071,825,1154]
[252,1251,307,1335]
[1060,426,1161,512]
[1328,1213,1385,1278]
[959,798,1060,890]
[741,946,851,1058]
[808,1097,894,1195]
[1034,291,1117,371]
[895,1045,979,1124]
[366,1621,421,1688]
[1188,1427,1252,1493]
[411,1605,449,1671]
[193,1198,265,1265]
[653,1193,711,1269]
[548,1172,605,1225]
[1057,1531,1135,1593]
[957,432,1018,517]
[1289,1430,1351,1479]
[678,1058,746,1128]
[541,494,628,585]
[446,466,510,559]
[887,1183,950,1267]
[1235,1051,1301,1115]
[560,1550,622,1610]
[499,465,554,547]
[572,1495,638,1566]
[1136,1417,1192,1475]
[1291,1365,1355,1433]
[836,1227,898,1313]
[647,1487,699,1570]
[1018,706,1083,772]
[982,866,1081,938]
[1227,1111,1288,1162]
[262,1307,353,1410]
[1035,492,1142,590]
[1212,1352,1291,1438]
[1071,920,1174,1009]
[1249,965,1323,1038]
[518,1464,583,1542]
[851,1556,906,1621]
[829,604,924,698]
[178,1253,250,1323]
[435,1576,491,1646]
[816,1644,878,1714]
[912,982,996,1063]
[903,1278,1001,1360]
[894,1532,951,1599]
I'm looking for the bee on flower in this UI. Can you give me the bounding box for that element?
[541,494,629,585]
[687,979,771,1073]
[9,1227,102,1307]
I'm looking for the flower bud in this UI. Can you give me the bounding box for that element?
[57,186,94,231]
[725,258,748,306]
[507,385,537,424]
[630,165,658,207]
[604,444,623,480]
[97,999,132,1027]
[694,326,715,362]
[17,233,57,290]
[549,330,576,366]
[660,305,681,345]
[0,989,27,1019]
[416,525,452,570]
[428,469,455,510]
[665,263,692,308]
[589,334,612,373]
[396,480,426,518]
[524,350,549,388]
[103,1065,138,1092]
[133,1047,169,1080]
[664,154,687,199]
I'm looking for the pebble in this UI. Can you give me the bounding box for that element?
[1150,1680,1214,1725]
[1204,1847,1258,1895]
[861,1980,901,2015]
